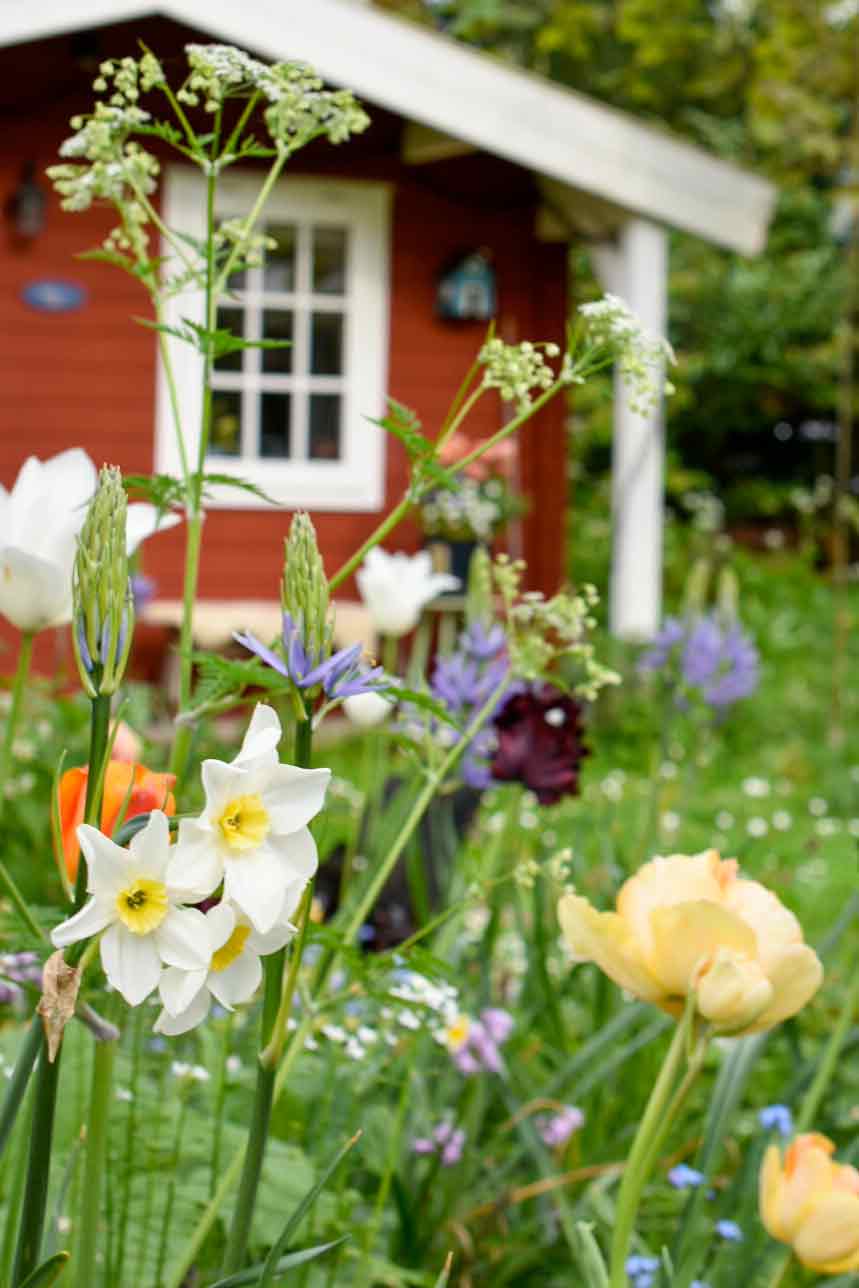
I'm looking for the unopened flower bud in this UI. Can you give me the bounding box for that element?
[72,465,134,697]
[465,544,493,631]
[281,512,331,661]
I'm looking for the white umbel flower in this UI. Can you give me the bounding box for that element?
[50,810,211,1006]
[356,547,459,638]
[172,704,330,934]
[155,900,295,1035]
[0,449,180,633]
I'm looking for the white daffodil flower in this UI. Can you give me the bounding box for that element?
[356,548,460,638]
[0,448,181,634]
[50,810,211,1007]
[154,900,296,1035]
[171,704,330,935]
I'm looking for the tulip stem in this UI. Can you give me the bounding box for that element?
[0,633,44,941]
[795,944,859,1135]
[607,1008,700,1288]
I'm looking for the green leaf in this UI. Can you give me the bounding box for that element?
[372,399,431,463]
[208,1237,349,1287]
[18,1251,70,1287]
[394,685,462,729]
[570,1223,608,1288]
[123,472,186,515]
[200,473,278,506]
[257,1133,360,1287]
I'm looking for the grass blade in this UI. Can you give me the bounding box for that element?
[208,1236,349,1287]
[18,1250,70,1287]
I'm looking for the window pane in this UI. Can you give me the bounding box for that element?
[214,307,244,372]
[264,224,297,292]
[308,394,341,460]
[209,392,242,456]
[312,226,347,294]
[261,310,293,374]
[259,393,291,458]
[311,312,343,375]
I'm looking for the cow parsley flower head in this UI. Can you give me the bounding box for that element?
[479,338,559,413]
[579,293,675,414]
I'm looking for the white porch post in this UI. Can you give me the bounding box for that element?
[592,217,668,639]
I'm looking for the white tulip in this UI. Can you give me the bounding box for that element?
[173,704,331,935]
[0,449,180,634]
[154,900,296,1035]
[50,811,211,1007]
[356,548,460,638]
[342,691,393,728]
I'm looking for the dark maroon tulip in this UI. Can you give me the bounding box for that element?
[490,685,589,805]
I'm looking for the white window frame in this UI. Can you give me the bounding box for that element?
[155,166,391,511]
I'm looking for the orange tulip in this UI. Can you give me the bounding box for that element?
[59,761,176,883]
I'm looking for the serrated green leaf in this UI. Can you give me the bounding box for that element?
[394,685,461,729]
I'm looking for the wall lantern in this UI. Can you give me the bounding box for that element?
[5,162,47,242]
[436,249,496,321]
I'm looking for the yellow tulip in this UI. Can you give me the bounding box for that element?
[760,1133,859,1274]
[557,850,822,1034]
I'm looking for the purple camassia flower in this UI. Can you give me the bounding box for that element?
[235,612,388,701]
[130,573,157,615]
[538,1105,585,1148]
[0,951,42,986]
[490,685,589,805]
[638,613,759,713]
[412,1121,466,1166]
[452,1007,513,1075]
[428,623,511,788]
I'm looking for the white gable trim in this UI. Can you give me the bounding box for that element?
[2,0,775,255]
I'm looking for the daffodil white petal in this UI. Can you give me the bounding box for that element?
[169,822,224,899]
[101,924,162,1006]
[200,758,248,814]
[50,897,114,948]
[277,826,319,882]
[205,902,237,952]
[223,849,293,934]
[159,964,208,1016]
[154,987,212,1036]
[76,825,130,896]
[209,951,262,1009]
[248,915,296,956]
[265,766,332,835]
[154,907,211,971]
[235,704,282,765]
[128,810,171,880]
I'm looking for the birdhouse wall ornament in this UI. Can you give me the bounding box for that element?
[436,250,497,321]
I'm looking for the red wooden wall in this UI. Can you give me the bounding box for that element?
[0,18,569,667]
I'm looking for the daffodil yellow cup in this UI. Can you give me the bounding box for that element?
[760,1133,859,1274]
[558,850,822,1034]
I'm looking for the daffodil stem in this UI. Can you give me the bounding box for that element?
[220,714,315,1276]
[0,633,43,941]
[74,1027,116,1288]
[607,1010,698,1288]
[0,1015,41,1164]
[10,1043,62,1286]
[170,511,204,784]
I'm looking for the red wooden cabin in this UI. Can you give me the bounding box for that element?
[0,0,773,669]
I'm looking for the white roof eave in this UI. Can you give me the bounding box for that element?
[0,0,776,254]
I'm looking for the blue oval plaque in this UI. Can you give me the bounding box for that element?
[21,280,87,313]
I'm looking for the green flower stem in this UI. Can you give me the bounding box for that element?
[73,1029,116,1288]
[795,946,859,1134]
[0,1015,42,1163]
[220,714,314,1276]
[608,1009,696,1288]
[169,510,204,783]
[10,1043,63,1286]
[329,496,412,592]
[0,632,44,941]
